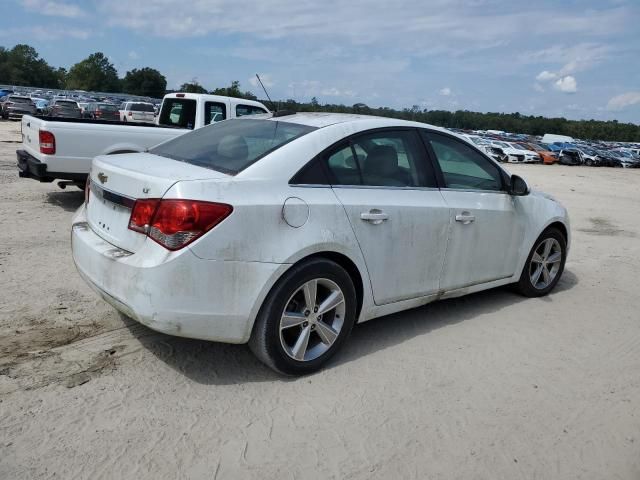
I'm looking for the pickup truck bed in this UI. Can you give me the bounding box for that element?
[17,116,186,184]
[16,93,270,186]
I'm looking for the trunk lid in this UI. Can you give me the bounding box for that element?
[87,153,229,252]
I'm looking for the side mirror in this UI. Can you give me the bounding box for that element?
[509,174,530,196]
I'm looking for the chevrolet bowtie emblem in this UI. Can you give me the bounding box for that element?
[97,172,108,184]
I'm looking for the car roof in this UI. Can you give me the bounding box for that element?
[254,111,449,133]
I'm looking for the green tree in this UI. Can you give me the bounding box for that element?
[123,67,167,98]
[66,52,121,92]
[179,81,208,94]
[211,80,257,100]
[0,44,62,88]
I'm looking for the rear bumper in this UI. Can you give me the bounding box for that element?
[71,205,286,344]
[17,149,87,183]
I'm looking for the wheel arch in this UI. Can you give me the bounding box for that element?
[244,249,368,343]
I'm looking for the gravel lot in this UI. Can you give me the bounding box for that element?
[1,119,639,479]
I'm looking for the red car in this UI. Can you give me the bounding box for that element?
[86,103,120,121]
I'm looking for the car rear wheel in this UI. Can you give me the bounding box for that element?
[514,227,566,297]
[249,258,357,375]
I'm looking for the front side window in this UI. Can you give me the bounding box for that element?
[424,131,503,191]
[150,118,316,175]
[236,104,268,117]
[205,101,226,124]
[325,130,433,187]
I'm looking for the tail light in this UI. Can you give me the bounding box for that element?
[39,130,56,155]
[95,110,102,117]
[85,179,90,204]
[128,111,132,116]
[128,199,232,251]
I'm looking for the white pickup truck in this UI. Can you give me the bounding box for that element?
[17,93,269,187]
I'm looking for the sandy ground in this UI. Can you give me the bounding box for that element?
[0,118,639,480]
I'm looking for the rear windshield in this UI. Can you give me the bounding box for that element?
[150,118,316,175]
[58,101,77,107]
[130,103,154,112]
[98,104,118,111]
[10,97,31,104]
[158,98,196,129]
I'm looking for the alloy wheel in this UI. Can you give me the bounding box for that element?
[279,278,346,362]
[529,238,562,290]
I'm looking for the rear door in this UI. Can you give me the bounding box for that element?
[326,129,450,305]
[421,130,525,291]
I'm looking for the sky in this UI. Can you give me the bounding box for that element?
[2,0,640,123]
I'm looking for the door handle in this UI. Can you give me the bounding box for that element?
[455,212,475,224]
[360,209,389,225]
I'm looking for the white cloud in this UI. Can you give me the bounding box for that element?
[606,92,640,111]
[554,76,577,93]
[0,25,90,40]
[321,87,356,97]
[536,71,557,81]
[128,51,139,60]
[21,0,85,18]
[439,87,451,96]
[533,83,545,93]
[249,74,274,88]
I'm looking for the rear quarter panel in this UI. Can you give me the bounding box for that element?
[166,178,373,324]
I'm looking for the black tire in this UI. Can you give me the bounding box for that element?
[514,227,567,297]
[249,258,357,375]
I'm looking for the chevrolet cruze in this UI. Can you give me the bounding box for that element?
[71,112,570,374]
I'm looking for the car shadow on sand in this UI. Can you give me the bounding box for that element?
[45,190,84,212]
[126,269,579,385]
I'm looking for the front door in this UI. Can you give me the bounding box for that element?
[326,129,450,305]
[422,131,526,291]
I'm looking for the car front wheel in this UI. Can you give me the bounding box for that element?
[249,258,357,375]
[515,227,567,297]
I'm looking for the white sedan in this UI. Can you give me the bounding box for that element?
[71,112,570,374]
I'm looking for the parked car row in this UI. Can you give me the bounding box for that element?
[456,129,640,168]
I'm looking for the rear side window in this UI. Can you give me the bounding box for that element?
[236,104,268,117]
[424,131,503,191]
[324,130,435,187]
[150,118,316,175]
[205,101,226,124]
[158,98,197,129]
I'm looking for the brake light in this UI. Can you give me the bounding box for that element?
[128,199,160,234]
[128,199,232,250]
[95,110,102,117]
[85,179,90,204]
[39,130,55,155]
[176,93,185,98]
[128,111,132,116]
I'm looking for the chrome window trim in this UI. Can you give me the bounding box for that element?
[440,187,510,195]
[90,181,136,209]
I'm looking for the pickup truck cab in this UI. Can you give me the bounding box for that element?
[17,93,269,187]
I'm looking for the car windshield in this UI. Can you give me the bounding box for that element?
[151,118,316,175]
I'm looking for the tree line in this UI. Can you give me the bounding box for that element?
[1,43,638,142]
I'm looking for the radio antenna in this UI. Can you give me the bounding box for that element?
[255,74,277,112]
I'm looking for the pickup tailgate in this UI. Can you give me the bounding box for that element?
[87,153,229,253]
[20,115,43,158]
